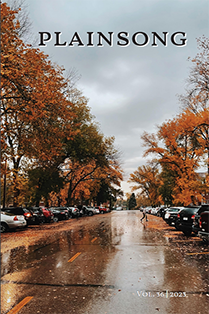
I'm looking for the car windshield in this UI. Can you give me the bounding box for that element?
[168,208,180,212]
[6,208,23,215]
[181,207,199,214]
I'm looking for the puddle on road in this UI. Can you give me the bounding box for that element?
[1,224,117,278]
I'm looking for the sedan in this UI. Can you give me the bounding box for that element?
[48,207,69,222]
[82,206,95,216]
[98,207,110,214]
[175,207,199,236]
[3,207,35,225]
[1,211,27,232]
[68,206,80,218]
[164,207,184,226]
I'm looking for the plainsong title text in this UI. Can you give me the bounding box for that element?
[38,31,187,47]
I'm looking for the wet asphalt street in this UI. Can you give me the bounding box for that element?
[1,210,209,314]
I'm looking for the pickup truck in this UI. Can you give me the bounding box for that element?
[198,211,209,243]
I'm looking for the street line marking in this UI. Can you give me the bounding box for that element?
[172,239,201,242]
[68,252,81,262]
[91,237,97,243]
[7,296,33,314]
[186,252,209,255]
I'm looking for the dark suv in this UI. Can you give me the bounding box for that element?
[175,206,199,236]
[198,211,209,243]
[192,205,209,234]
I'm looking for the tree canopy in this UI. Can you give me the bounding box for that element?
[1,2,123,207]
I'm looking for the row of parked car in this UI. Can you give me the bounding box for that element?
[145,205,209,243]
[0,205,111,233]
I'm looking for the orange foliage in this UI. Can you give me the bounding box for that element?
[129,163,163,206]
[48,156,123,206]
[141,108,208,205]
[1,3,79,205]
[1,3,76,165]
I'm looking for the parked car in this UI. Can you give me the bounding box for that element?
[58,207,71,218]
[98,207,110,214]
[83,206,97,216]
[151,208,159,215]
[28,207,45,224]
[159,207,169,219]
[94,206,101,213]
[164,207,184,226]
[48,207,69,222]
[93,207,100,214]
[198,211,209,243]
[40,207,54,223]
[68,206,80,218]
[192,204,209,234]
[1,211,27,232]
[3,207,35,225]
[145,207,152,214]
[175,207,199,236]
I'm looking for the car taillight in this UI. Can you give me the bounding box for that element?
[199,217,202,228]
[13,216,18,221]
[191,215,195,219]
[177,214,180,218]
[24,213,31,217]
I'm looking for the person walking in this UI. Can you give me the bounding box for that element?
[141,208,148,222]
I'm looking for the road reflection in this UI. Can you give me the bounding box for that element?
[1,211,208,314]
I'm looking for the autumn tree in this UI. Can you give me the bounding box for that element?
[128,161,163,207]
[1,3,123,207]
[181,36,209,114]
[128,37,208,207]
[1,3,77,205]
[27,166,64,207]
[141,110,205,205]
[158,164,176,206]
[135,193,150,208]
[61,134,123,206]
[5,0,32,41]
[180,36,209,174]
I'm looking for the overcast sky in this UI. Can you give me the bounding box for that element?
[12,0,209,194]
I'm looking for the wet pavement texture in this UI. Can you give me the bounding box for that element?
[1,210,209,314]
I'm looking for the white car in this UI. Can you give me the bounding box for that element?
[151,208,158,215]
[1,211,27,232]
[93,207,100,214]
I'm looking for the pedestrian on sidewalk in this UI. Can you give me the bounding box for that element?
[141,208,148,222]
